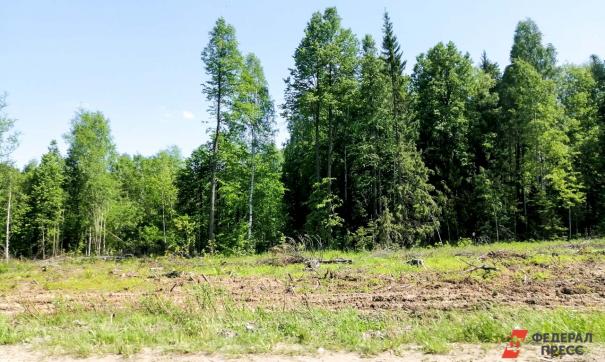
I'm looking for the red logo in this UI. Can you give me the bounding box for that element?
[502,329,528,358]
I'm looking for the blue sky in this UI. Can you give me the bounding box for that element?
[1,0,603,166]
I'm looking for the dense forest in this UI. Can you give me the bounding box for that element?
[1,8,604,258]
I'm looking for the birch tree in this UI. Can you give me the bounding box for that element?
[64,110,116,255]
[0,94,18,260]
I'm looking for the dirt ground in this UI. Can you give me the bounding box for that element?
[1,344,603,362]
[1,245,604,361]
[1,253,604,315]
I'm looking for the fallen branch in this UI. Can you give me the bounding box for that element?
[319,258,353,264]
[466,264,498,273]
[264,255,353,268]
[459,258,498,274]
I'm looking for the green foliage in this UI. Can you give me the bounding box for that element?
[201,17,242,121]
[499,60,581,238]
[412,41,477,241]
[0,239,602,356]
[28,141,65,257]
[110,149,182,255]
[170,215,197,255]
[510,18,557,78]
[305,178,343,247]
[64,110,117,255]
[0,94,18,163]
[2,13,605,256]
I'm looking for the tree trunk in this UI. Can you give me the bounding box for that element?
[87,227,91,257]
[208,80,222,247]
[493,204,500,242]
[247,127,256,241]
[161,189,167,246]
[327,68,333,193]
[42,227,46,259]
[344,147,348,202]
[314,99,321,181]
[5,185,12,261]
[53,225,57,257]
[327,104,333,193]
[102,215,106,255]
[568,207,572,240]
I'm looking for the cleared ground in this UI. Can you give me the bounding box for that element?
[0,239,603,360]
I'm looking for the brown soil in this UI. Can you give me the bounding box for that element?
[0,256,604,315]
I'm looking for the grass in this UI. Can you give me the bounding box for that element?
[0,290,602,357]
[0,238,603,357]
[0,238,602,292]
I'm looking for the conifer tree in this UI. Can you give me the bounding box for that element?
[201,17,243,247]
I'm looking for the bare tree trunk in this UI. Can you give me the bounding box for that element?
[87,227,92,257]
[102,215,106,255]
[327,105,333,193]
[208,85,222,248]
[493,205,500,242]
[344,147,348,202]
[161,189,167,246]
[314,72,321,182]
[327,68,333,193]
[95,212,100,255]
[247,128,256,241]
[5,185,12,261]
[53,225,57,257]
[42,227,46,259]
[314,103,320,181]
[568,207,572,240]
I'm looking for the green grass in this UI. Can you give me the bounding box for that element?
[0,289,602,357]
[0,238,603,357]
[0,238,602,293]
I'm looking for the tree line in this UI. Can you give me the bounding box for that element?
[1,8,604,258]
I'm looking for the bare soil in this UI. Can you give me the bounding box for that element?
[1,256,603,315]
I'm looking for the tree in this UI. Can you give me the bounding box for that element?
[0,94,19,260]
[64,110,116,255]
[283,7,358,242]
[305,177,343,246]
[412,42,476,241]
[510,18,557,78]
[557,65,600,237]
[144,149,181,249]
[233,54,284,249]
[499,60,580,239]
[0,94,18,164]
[349,35,439,247]
[176,146,211,253]
[1,165,14,261]
[29,141,65,258]
[234,54,274,240]
[588,55,605,233]
[108,149,181,255]
[201,17,243,246]
[381,11,409,135]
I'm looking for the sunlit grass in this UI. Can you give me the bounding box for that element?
[0,291,602,356]
[0,238,602,293]
[0,238,602,356]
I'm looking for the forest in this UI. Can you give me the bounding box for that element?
[1,8,604,258]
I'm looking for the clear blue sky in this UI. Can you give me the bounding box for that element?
[2,0,603,166]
